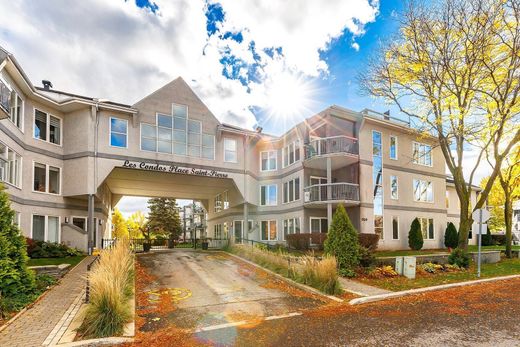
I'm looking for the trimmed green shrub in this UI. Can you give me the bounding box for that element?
[26,238,82,258]
[444,222,458,249]
[448,248,471,268]
[481,228,493,246]
[324,204,360,277]
[0,184,36,317]
[358,246,376,268]
[408,218,424,250]
[358,233,380,251]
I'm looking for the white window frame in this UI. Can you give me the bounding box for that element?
[140,122,158,153]
[223,138,238,163]
[30,214,61,243]
[390,175,398,200]
[202,133,216,160]
[187,119,202,158]
[309,217,328,233]
[0,142,22,189]
[412,142,432,167]
[260,150,277,172]
[413,179,434,203]
[109,117,129,149]
[233,220,254,241]
[283,217,300,240]
[283,177,301,204]
[223,190,229,210]
[282,140,300,168]
[9,89,24,132]
[32,161,62,195]
[260,184,277,206]
[33,108,62,146]
[260,220,278,241]
[389,135,398,160]
[71,216,88,231]
[418,217,435,240]
[13,211,21,226]
[214,193,223,213]
[392,216,399,240]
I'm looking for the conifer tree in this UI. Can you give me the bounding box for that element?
[444,222,458,249]
[0,184,35,309]
[324,204,360,276]
[147,198,182,240]
[408,218,424,250]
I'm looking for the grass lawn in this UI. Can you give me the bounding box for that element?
[357,257,520,291]
[374,245,520,258]
[27,255,86,268]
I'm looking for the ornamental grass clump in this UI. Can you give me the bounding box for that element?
[79,238,134,338]
[298,255,340,294]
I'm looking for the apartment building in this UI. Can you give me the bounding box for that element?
[0,46,476,252]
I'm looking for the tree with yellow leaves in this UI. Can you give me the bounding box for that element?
[361,0,520,248]
[111,208,129,239]
[126,211,147,239]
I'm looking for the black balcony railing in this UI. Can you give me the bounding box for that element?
[304,136,358,159]
[303,182,360,203]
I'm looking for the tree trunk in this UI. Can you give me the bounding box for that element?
[504,194,513,258]
[458,199,472,250]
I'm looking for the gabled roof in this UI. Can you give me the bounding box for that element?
[446,176,482,191]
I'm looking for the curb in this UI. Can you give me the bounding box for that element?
[349,274,520,305]
[223,251,343,303]
[52,337,134,346]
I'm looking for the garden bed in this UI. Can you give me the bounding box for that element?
[356,257,520,292]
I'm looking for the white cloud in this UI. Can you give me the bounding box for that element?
[0,0,378,130]
[352,42,360,51]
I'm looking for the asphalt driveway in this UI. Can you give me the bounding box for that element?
[136,250,328,334]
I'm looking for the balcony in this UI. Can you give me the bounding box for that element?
[303,182,360,208]
[304,136,359,169]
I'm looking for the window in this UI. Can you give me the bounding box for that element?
[392,216,399,240]
[412,142,432,166]
[390,175,398,199]
[390,136,397,160]
[310,217,328,233]
[419,217,434,240]
[188,119,202,157]
[260,184,277,206]
[9,90,23,129]
[283,140,300,168]
[110,117,128,148]
[283,177,300,203]
[0,79,10,113]
[224,138,237,163]
[214,194,222,213]
[413,179,433,202]
[214,224,223,239]
[223,191,229,210]
[33,162,60,195]
[283,218,300,240]
[157,114,173,153]
[260,150,277,171]
[372,130,383,239]
[0,143,21,188]
[34,109,61,145]
[141,123,157,152]
[72,217,87,231]
[13,211,20,226]
[32,215,60,243]
[261,220,277,241]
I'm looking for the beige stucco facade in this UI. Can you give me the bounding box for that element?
[0,46,478,252]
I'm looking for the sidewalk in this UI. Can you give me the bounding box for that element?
[339,277,392,297]
[0,256,93,347]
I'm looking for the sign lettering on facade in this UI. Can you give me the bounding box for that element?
[121,160,229,178]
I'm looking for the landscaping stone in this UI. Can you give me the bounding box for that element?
[29,264,71,278]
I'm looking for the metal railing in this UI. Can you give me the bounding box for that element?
[305,135,358,159]
[101,237,229,252]
[304,182,360,203]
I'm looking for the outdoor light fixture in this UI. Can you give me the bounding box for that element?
[65,217,69,223]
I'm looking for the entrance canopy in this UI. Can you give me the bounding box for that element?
[105,167,238,205]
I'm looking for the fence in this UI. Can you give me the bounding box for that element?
[101,237,229,252]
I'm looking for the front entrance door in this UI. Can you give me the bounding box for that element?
[234,220,242,243]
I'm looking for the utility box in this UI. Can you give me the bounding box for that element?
[395,256,404,275]
[403,256,416,279]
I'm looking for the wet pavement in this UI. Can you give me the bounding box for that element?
[136,250,328,333]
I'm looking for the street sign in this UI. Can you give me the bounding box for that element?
[472,209,491,223]
[472,223,488,235]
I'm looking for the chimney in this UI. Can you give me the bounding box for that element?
[255,126,263,133]
[42,80,53,90]
[383,110,390,120]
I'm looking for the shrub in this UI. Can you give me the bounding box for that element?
[299,255,341,294]
[481,228,493,246]
[491,234,506,245]
[286,233,327,250]
[444,222,458,249]
[25,238,82,258]
[448,248,471,269]
[0,184,35,318]
[324,204,360,275]
[408,218,424,250]
[368,266,398,278]
[358,233,380,251]
[358,246,375,268]
[79,238,134,338]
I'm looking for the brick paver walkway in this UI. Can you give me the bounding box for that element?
[0,256,94,347]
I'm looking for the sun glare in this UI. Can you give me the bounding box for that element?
[264,72,318,125]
